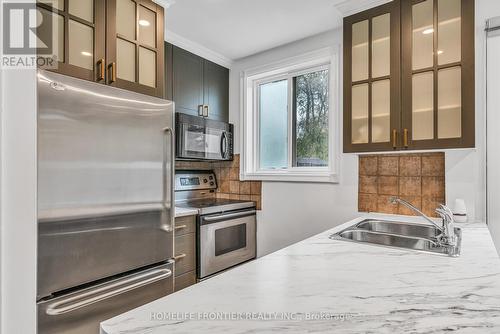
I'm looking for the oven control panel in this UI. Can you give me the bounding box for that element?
[175,170,217,191]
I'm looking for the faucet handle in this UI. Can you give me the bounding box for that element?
[438,204,454,217]
[435,208,452,225]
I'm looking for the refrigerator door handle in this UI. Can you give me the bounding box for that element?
[45,268,172,316]
[163,127,175,232]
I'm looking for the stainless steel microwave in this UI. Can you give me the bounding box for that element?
[176,113,234,161]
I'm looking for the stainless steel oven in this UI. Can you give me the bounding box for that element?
[198,209,256,279]
[176,112,233,161]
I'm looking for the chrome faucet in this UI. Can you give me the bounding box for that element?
[389,197,457,246]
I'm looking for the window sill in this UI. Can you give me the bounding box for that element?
[242,170,339,183]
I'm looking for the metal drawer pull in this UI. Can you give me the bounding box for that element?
[203,210,256,222]
[174,253,187,260]
[46,268,172,316]
[108,62,116,84]
[97,59,105,81]
[175,224,187,230]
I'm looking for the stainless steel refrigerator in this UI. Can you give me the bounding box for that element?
[36,70,175,334]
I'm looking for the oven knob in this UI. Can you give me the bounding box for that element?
[210,181,215,186]
[209,175,213,180]
[203,179,208,183]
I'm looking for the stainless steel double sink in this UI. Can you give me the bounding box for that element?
[330,219,462,257]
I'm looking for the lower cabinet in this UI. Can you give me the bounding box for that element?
[174,215,197,292]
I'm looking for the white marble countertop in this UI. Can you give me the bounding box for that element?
[174,206,198,218]
[101,214,500,334]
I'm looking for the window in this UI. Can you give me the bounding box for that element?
[241,49,339,183]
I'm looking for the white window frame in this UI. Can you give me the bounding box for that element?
[240,47,341,183]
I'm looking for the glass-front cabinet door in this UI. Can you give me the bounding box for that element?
[37,0,105,82]
[343,1,401,152]
[106,0,164,97]
[401,0,474,149]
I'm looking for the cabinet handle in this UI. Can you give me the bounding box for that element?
[108,62,116,84]
[403,128,409,148]
[198,105,204,116]
[174,253,186,261]
[175,225,187,230]
[392,129,398,149]
[203,105,209,117]
[96,59,105,81]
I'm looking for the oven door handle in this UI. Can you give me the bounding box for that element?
[203,210,256,223]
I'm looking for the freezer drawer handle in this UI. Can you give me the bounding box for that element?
[203,210,256,223]
[45,268,172,316]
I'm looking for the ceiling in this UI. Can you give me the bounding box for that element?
[161,0,391,62]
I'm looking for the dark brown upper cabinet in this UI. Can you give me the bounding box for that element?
[37,0,164,98]
[168,44,229,122]
[37,0,106,82]
[344,1,401,153]
[106,0,164,97]
[343,0,474,153]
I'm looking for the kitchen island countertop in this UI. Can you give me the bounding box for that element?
[101,214,500,333]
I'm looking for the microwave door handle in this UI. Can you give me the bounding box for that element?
[163,127,175,232]
[45,268,172,316]
[220,132,227,159]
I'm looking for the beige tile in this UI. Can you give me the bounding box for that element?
[359,156,378,175]
[378,176,398,195]
[229,181,240,194]
[239,182,251,195]
[399,155,421,176]
[378,155,399,176]
[220,167,230,181]
[231,154,240,168]
[422,197,445,218]
[229,194,240,200]
[217,193,230,199]
[398,196,422,216]
[250,181,262,195]
[220,180,230,193]
[239,194,251,201]
[359,176,378,194]
[251,195,261,210]
[359,193,378,212]
[421,153,445,176]
[229,167,239,181]
[399,177,421,196]
[219,161,232,168]
[377,195,399,214]
[422,177,445,198]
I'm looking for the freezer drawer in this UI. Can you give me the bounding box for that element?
[38,210,174,299]
[37,261,173,334]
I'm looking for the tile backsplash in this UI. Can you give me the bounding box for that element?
[358,153,445,217]
[176,154,262,210]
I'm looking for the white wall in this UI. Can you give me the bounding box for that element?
[0,1,38,333]
[484,6,500,255]
[231,1,498,257]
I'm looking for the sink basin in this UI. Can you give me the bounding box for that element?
[330,219,461,257]
[355,219,440,239]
